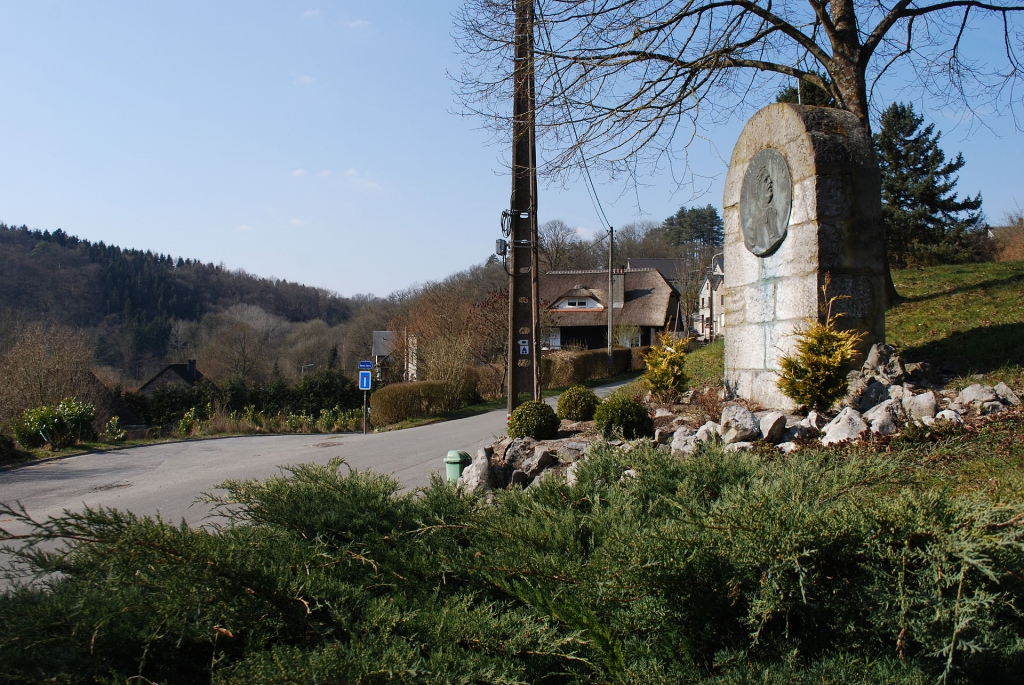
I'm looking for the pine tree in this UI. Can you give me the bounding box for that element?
[874,103,984,268]
[662,205,724,247]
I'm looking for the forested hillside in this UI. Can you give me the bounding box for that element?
[0,223,360,379]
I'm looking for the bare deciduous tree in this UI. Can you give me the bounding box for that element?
[457,0,1024,170]
[539,219,581,271]
[456,0,1024,302]
[0,322,94,425]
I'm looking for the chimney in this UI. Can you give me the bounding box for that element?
[187,359,196,380]
[612,272,624,309]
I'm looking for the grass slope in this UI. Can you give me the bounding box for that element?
[888,261,1024,380]
[684,261,1024,389]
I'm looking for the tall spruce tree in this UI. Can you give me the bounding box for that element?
[662,205,724,247]
[874,103,984,268]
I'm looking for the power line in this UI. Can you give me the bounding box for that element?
[534,1,612,234]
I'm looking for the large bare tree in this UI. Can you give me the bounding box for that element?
[456,0,1023,173]
[455,0,1023,302]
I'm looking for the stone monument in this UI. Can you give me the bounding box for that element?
[723,103,886,410]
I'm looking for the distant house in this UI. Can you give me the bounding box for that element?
[86,372,146,427]
[540,268,678,350]
[696,255,725,341]
[372,330,417,383]
[138,360,204,396]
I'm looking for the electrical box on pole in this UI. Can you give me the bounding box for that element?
[506,0,540,414]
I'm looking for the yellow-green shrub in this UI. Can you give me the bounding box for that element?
[777,277,865,411]
[642,332,688,399]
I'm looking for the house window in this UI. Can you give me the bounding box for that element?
[566,299,589,308]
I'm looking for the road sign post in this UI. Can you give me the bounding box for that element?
[358,369,372,434]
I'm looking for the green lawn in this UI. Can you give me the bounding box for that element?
[888,260,1024,381]
[682,261,1024,390]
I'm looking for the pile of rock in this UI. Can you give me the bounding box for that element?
[829,343,1021,442]
[457,346,1021,493]
[458,433,593,493]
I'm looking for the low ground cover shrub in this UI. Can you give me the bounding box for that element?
[557,385,600,421]
[4,442,1021,683]
[593,394,654,439]
[11,398,97,449]
[508,400,560,439]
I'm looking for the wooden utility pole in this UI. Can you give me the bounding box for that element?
[507,0,540,414]
[607,226,614,374]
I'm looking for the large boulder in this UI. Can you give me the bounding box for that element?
[518,446,555,480]
[862,343,905,383]
[557,441,589,462]
[759,411,788,444]
[670,426,698,455]
[820,407,868,446]
[857,379,892,413]
[457,447,496,493]
[994,382,1021,406]
[902,391,938,422]
[982,401,1006,415]
[957,384,998,407]
[720,406,761,444]
[565,459,584,486]
[504,437,538,465]
[802,411,828,431]
[695,421,721,443]
[863,399,904,436]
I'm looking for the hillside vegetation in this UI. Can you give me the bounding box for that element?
[0,224,359,378]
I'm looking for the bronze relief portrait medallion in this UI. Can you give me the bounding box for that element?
[740,148,792,257]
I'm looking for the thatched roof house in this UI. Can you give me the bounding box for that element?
[539,269,678,349]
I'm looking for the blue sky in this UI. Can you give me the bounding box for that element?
[0,2,1020,297]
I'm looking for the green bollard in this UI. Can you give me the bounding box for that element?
[444,450,472,483]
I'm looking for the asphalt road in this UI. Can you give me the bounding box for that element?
[0,379,633,530]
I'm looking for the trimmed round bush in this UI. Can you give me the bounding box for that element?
[593,395,654,440]
[507,400,560,440]
[557,385,600,421]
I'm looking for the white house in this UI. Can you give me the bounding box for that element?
[696,255,725,341]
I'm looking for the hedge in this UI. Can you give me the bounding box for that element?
[630,345,652,371]
[541,348,632,388]
[370,381,458,428]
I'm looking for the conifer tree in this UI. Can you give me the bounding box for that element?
[661,205,723,247]
[874,103,984,268]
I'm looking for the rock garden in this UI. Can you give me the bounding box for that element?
[461,343,1022,494]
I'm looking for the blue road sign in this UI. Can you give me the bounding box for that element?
[358,370,372,391]
[358,360,373,370]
